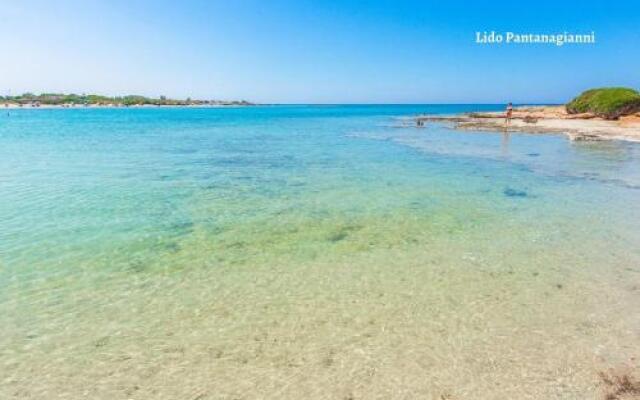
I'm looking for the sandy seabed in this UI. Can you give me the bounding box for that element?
[2,105,639,399]
[2,212,639,400]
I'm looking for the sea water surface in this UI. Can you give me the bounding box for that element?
[1,106,639,399]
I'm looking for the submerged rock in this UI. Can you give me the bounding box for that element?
[503,187,528,198]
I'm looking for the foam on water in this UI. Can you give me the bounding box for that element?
[1,106,639,399]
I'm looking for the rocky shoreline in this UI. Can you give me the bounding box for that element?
[415,106,640,142]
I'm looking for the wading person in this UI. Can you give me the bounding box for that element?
[505,102,513,125]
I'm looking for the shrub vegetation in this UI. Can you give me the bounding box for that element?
[566,87,640,119]
[1,93,252,107]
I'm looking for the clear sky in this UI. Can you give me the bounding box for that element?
[1,0,638,104]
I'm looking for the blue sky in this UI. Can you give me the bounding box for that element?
[1,0,638,103]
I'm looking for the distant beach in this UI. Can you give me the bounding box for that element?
[1,92,253,109]
[413,88,640,143]
[414,105,640,142]
[2,103,255,109]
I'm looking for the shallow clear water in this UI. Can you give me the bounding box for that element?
[1,106,639,399]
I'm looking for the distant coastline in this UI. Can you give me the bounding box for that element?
[2,103,255,109]
[1,93,254,108]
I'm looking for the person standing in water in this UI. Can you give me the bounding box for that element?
[505,102,513,125]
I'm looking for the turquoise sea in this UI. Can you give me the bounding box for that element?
[1,105,639,399]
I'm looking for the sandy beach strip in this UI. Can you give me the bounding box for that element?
[415,106,640,142]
